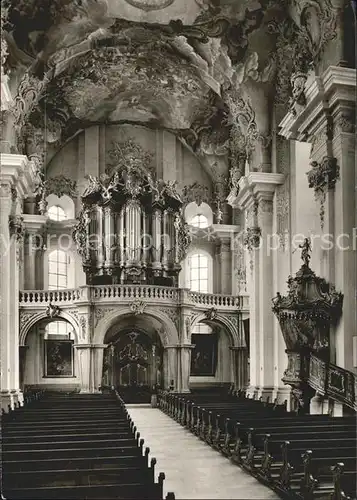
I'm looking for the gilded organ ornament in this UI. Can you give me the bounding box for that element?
[73,140,189,287]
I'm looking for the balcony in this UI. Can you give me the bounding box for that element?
[19,285,249,312]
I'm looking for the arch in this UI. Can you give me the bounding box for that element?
[190,312,243,348]
[94,307,179,347]
[20,310,80,346]
[46,194,75,220]
[185,201,213,227]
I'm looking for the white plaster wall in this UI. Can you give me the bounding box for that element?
[189,328,231,386]
[24,325,79,388]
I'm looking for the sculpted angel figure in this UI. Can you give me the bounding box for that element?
[83,175,102,197]
[299,237,312,267]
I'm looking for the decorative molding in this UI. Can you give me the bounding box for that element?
[181,182,211,207]
[306,157,339,228]
[233,233,246,293]
[107,138,154,177]
[130,299,147,315]
[243,226,261,252]
[204,307,218,321]
[258,199,273,214]
[8,215,24,242]
[45,302,61,318]
[20,312,36,330]
[79,315,86,339]
[276,177,290,250]
[94,307,115,327]
[42,175,77,199]
[158,307,179,330]
[334,111,356,135]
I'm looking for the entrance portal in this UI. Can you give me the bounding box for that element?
[102,329,163,403]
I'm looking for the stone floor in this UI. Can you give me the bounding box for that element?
[126,405,280,500]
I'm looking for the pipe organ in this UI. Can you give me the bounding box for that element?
[73,163,191,286]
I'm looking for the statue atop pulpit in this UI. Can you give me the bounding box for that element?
[299,237,312,267]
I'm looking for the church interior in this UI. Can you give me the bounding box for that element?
[0,0,356,498]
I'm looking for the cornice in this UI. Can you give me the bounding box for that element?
[0,154,38,198]
[279,66,356,141]
[22,214,48,231]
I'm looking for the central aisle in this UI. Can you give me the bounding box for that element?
[126,405,279,500]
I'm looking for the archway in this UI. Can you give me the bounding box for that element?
[189,314,248,391]
[102,315,165,403]
[22,318,80,392]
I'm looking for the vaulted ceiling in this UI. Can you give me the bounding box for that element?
[1,0,341,181]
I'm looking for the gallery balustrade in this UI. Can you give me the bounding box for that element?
[19,285,249,312]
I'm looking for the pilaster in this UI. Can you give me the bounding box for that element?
[164,345,179,391]
[231,172,284,400]
[0,154,37,410]
[178,344,194,393]
[22,214,48,290]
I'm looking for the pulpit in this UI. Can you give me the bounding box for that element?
[272,238,343,413]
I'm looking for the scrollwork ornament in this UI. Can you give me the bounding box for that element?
[94,307,115,327]
[334,112,356,135]
[243,227,261,252]
[46,302,61,318]
[130,300,147,315]
[306,157,339,228]
[181,182,210,207]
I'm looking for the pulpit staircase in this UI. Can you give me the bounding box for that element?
[1,391,175,499]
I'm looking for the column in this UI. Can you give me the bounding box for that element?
[0,154,36,411]
[92,345,107,392]
[22,215,47,290]
[179,345,194,393]
[0,181,13,411]
[19,345,28,391]
[75,345,91,393]
[230,347,249,390]
[164,346,178,391]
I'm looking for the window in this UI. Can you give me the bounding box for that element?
[189,214,209,228]
[48,250,69,290]
[189,253,209,293]
[48,205,67,221]
[46,321,72,336]
[184,201,213,227]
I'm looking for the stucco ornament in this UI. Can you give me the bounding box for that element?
[46,302,61,318]
[130,300,147,315]
[306,157,339,229]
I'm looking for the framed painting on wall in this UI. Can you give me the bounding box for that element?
[44,340,74,377]
[190,333,217,376]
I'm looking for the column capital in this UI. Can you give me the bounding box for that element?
[229,172,284,210]
[0,154,39,199]
[22,214,48,234]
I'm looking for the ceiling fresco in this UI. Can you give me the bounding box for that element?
[1,0,340,182]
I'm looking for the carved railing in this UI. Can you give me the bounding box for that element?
[92,285,180,302]
[20,289,82,304]
[19,286,249,312]
[187,291,247,309]
[308,354,357,411]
